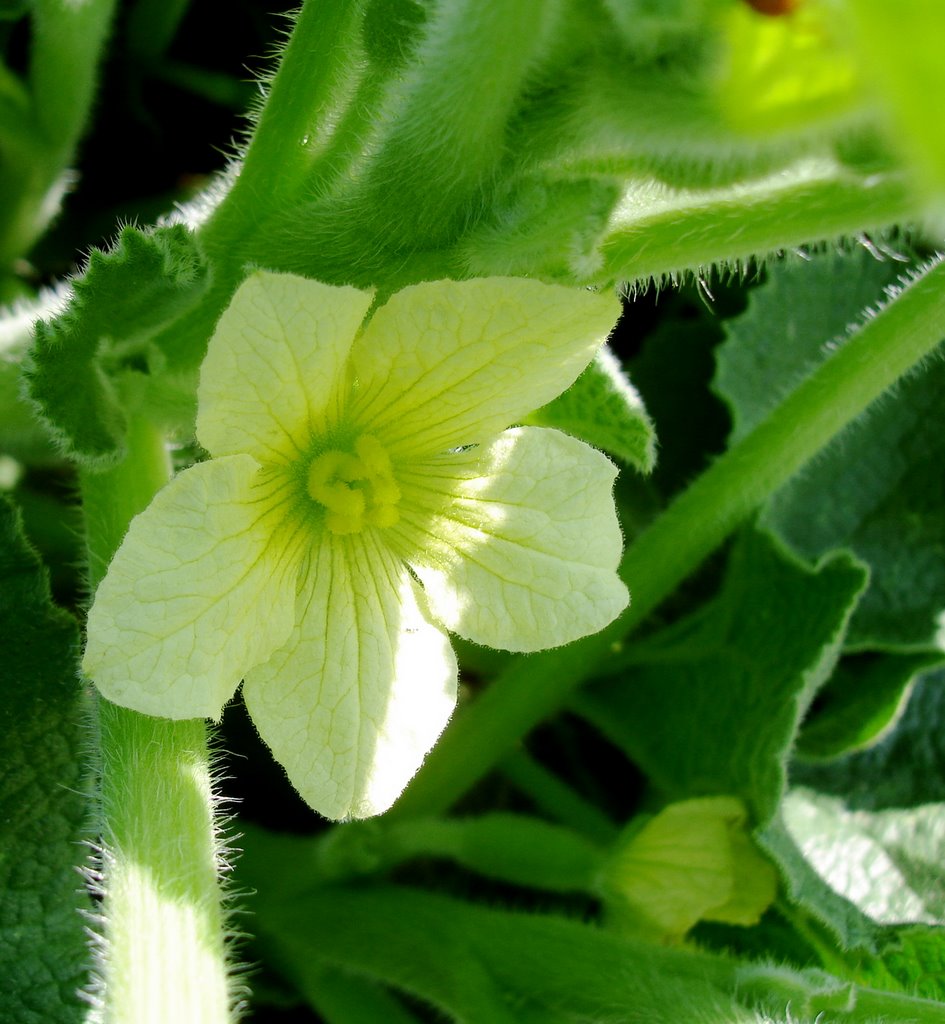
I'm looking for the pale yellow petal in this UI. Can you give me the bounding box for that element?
[349,278,619,457]
[242,531,457,820]
[390,426,628,651]
[197,271,374,461]
[83,456,300,720]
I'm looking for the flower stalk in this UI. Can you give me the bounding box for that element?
[81,416,231,1024]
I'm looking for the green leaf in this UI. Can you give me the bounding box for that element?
[239,869,750,1024]
[795,670,945,810]
[714,247,945,649]
[797,651,945,760]
[627,289,732,498]
[0,0,29,20]
[0,496,89,1023]
[0,289,70,466]
[24,224,209,465]
[714,249,904,444]
[782,788,945,926]
[241,872,942,1024]
[573,528,867,823]
[526,345,657,472]
[763,362,945,648]
[858,925,945,1003]
[759,813,884,953]
[298,964,424,1024]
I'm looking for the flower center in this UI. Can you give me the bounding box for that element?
[306,434,401,535]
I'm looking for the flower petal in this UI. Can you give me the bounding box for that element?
[197,271,374,461]
[83,455,300,719]
[242,531,457,820]
[349,278,620,457]
[392,426,629,651]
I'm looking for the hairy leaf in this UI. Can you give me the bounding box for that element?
[859,925,945,1003]
[797,651,944,760]
[0,497,89,1023]
[714,247,945,650]
[794,669,945,810]
[527,345,657,472]
[24,224,209,464]
[783,788,945,926]
[573,528,867,823]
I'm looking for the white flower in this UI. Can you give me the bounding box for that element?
[83,272,628,819]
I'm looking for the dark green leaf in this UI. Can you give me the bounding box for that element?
[0,0,28,21]
[627,290,732,498]
[794,669,945,811]
[714,247,945,649]
[0,496,89,1023]
[240,872,752,1024]
[298,964,423,1024]
[573,528,867,823]
[714,249,904,444]
[797,651,944,760]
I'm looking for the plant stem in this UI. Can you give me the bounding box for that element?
[596,163,918,284]
[81,416,231,1024]
[0,0,117,266]
[500,750,618,844]
[201,0,364,253]
[390,254,945,820]
[849,986,945,1024]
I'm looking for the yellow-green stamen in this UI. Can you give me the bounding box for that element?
[306,435,401,534]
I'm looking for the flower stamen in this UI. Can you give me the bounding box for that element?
[306,434,401,534]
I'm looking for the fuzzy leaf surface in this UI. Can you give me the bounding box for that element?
[526,344,657,472]
[794,670,945,811]
[714,248,945,650]
[858,925,945,1003]
[0,497,89,1023]
[797,651,944,761]
[782,788,945,926]
[236,853,758,1024]
[573,528,867,823]
[25,225,209,464]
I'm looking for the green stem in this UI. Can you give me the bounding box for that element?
[0,0,117,266]
[500,750,618,844]
[390,254,945,820]
[82,416,231,1023]
[848,986,945,1024]
[595,163,918,285]
[201,0,364,253]
[351,0,557,250]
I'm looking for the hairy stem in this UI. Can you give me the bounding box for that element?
[82,416,231,1024]
[595,163,918,284]
[201,0,364,253]
[391,254,945,819]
